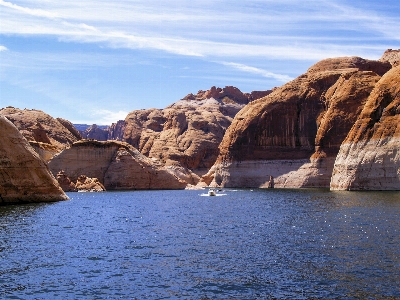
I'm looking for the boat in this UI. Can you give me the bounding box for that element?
[208,189,216,196]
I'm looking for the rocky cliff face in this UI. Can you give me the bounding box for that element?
[203,56,392,188]
[0,107,81,161]
[330,66,400,190]
[121,86,271,179]
[0,115,68,204]
[380,49,400,67]
[80,124,109,140]
[48,140,187,190]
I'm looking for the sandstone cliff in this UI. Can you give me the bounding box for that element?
[330,66,400,190]
[121,86,271,180]
[379,49,400,67]
[203,56,392,188]
[80,124,109,140]
[0,107,82,161]
[0,115,69,204]
[48,140,187,190]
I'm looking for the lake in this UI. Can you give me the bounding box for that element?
[1,189,400,299]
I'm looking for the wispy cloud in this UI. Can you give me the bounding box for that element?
[0,45,8,51]
[219,62,293,83]
[1,0,398,61]
[0,0,59,18]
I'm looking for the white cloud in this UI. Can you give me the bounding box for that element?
[0,0,398,62]
[90,109,129,124]
[0,45,8,51]
[0,0,59,19]
[219,62,293,83]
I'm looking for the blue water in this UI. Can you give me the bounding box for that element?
[1,189,400,299]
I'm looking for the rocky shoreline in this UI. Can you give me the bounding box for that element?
[1,49,399,203]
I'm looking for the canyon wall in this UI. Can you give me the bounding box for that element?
[48,140,187,190]
[0,115,68,204]
[203,56,392,188]
[120,86,271,180]
[330,66,400,190]
[0,107,81,161]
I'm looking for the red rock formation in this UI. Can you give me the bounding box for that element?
[56,170,77,192]
[108,120,125,140]
[0,107,81,161]
[75,175,106,192]
[379,49,400,67]
[331,66,400,190]
[48,140,186,190]
[0,115,68,204]
[81,124,109,140]
[121,86,272,180]
[203,56,392,188]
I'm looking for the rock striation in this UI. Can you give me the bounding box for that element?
[203,56,393,188]
[0,107,81,161]
[48,140,187,190]
[120,86,271,181]
[330,66,400,190]
[0,115,69,204]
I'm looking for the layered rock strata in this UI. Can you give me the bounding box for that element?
[330,66,400,190]
[121,86,271,180]
[0,107,81,161]
[48,140,187,190]
[0,115,68,204]
[203,57,392,188]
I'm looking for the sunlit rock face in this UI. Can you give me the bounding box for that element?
[0,115,68,204]
[379,48,400,67]
[0,107,81,161]
[120,86,272,181]
[331,66,400,190]
[48,140,187,190]
[203,56,392,188]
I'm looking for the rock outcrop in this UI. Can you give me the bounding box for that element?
[56,170,77,192]
[379,49,400,67]
[120,86,271,180]
[48,140,187,190]
[330,66,400,190]
[0,115,69,204]
[75,175,106,192]
[80,124,109,140]
[203,56,392,188]
[0,107,81,161]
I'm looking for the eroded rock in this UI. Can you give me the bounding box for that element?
[0,115,68,204]
[49,140,186,190]
[203,55,392,188]
[330,66,400,190]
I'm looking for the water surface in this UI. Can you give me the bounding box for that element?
[1,189,399,299]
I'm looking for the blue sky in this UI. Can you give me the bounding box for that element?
[0,0,399,124]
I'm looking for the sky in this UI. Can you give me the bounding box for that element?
[0,0,399,125]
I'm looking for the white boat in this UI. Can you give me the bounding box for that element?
[208,189,217,196]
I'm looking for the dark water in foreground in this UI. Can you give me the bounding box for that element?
[1,189,400,299]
